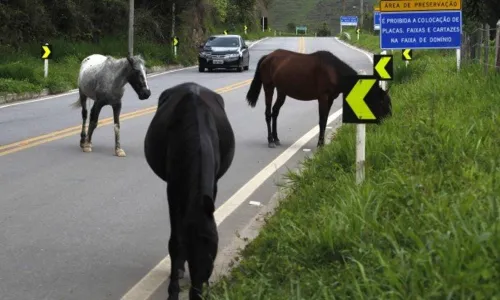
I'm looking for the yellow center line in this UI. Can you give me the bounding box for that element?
[298,36,306,53]
[0,79,252,157]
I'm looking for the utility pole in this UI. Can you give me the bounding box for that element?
[360,0,364,28]
[128,0,134,56]
[172,3,176,38]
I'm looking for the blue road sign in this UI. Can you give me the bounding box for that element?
[380,10,462,50]
[374,11,381,30]
[340,16,358,26]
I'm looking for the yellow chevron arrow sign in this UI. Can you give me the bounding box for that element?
[345,78,376,121]
[373,54,393,80]
[41,44,52,59]
[402,49,412,61]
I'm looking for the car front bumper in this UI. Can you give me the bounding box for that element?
[199,56,242,68]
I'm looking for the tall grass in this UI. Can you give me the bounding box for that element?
[207,32,500,299]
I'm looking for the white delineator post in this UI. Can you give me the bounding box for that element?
[380,51,388,91]
[356,50,388,184]
[355,122,365,184]
[44,58,48,78]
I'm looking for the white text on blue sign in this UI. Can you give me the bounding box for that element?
[340,16,359,26]
[380,11,462,49]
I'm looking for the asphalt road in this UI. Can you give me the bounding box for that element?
[0,37,373,300]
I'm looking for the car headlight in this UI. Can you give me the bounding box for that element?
[199,52,210,57]
[226,53,240,58]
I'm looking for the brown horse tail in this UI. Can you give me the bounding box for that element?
[246,54,267,108]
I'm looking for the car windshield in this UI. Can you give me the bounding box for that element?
[206,37,240,47]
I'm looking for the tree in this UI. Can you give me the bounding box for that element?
[317,22,330,37]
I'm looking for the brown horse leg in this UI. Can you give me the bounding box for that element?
[317,95,331,147]
[263,84,275,148]
[271,90,286,146]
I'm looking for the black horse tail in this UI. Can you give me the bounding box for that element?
[182,91,217,227]
[246,54,268,108]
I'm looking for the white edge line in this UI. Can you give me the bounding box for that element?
[333,37,374,63]
[0,37,270,110]
[119,108,343,300]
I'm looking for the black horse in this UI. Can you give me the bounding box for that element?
[143,82,235,300]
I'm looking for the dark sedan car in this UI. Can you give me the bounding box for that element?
[198,34,250,72]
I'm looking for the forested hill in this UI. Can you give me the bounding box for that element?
[0,0,271,49]
[267,0,376,33]
[267,0,500,34]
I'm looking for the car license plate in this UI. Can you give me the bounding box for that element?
[213,60,223,64]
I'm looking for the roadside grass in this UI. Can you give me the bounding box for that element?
[0,30,274,96]
[207,32,500,299]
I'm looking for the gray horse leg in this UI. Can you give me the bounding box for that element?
[78,92,88,148]
[112,103,126,157]
[82,100,105,153]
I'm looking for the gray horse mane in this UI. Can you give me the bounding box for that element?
[126,54,146,70]
[105,54,145,71]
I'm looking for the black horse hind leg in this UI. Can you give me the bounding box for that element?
[187,229,218,300]
[166,185,187,300]
[271,90,286,146]
[78,90,88,148]
[263,84,275,148]
[82,100,105,153]
[316,94,331,147]
[111,102,126,157]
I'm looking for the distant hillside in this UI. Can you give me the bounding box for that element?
[267,0,378,33]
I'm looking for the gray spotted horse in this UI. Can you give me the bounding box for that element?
[72,54,152,157]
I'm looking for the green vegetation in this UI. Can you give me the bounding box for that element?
[0,0,275,96]
[207,29,500,299]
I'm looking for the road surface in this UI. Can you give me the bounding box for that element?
[0,36,373,300]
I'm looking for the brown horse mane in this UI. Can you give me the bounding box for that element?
[309,50,358,77]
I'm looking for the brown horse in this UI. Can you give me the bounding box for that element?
[245,49,392,148]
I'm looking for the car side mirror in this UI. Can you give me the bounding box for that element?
[243,44,248,49]
[199,43,205,49]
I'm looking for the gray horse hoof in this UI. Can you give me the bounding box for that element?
[268,142,276,148]
[115,148,126,157]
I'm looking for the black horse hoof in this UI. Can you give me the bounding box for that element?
[268,142,276,148]
[274,140,281,146]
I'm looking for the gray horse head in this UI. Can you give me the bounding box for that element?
[126,54,152,100]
